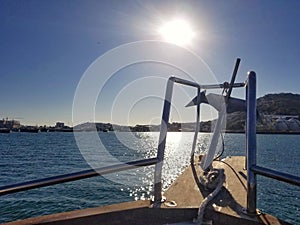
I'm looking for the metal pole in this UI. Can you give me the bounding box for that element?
[251,165,300,186]
[0,158,157,196]
[154,77,174,205]
[246,71,257,214]
[245,83,248,170]
[226,58,241,103]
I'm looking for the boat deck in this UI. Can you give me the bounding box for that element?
[163,156,289,225]
[2,156,290,225]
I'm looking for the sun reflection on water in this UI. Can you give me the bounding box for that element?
[125,132,212,200]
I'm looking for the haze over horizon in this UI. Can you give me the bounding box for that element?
[1,1,300,126]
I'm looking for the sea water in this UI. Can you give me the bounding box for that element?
[0,132,299,224]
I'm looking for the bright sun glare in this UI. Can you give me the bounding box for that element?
[159,19,196,46]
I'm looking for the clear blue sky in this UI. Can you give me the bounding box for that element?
[1,0,299,126]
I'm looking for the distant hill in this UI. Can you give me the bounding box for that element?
[225,93,300,132]
[257,93,300,117]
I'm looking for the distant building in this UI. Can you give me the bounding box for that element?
[263,115,300,132]
[96,123,113,131]
[275,118,289,131]
[287,118,300,131]
[130,125,150,132]
[0,118,21,129]
[55,122,65,128]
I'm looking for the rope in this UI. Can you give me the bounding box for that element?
[194,169,225,225]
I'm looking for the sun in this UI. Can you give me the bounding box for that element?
[158,19,196,46]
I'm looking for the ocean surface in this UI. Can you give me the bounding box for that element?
[0,132,299,224]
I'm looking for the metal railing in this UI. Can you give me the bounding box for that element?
[0,158,157,196]
[245,71,300,214]
[0,76,246,206]
[153,76,245,204]
[153,77,201,204]
[1,72,299,217]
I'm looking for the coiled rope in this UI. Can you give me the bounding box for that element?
[194,169,225,225]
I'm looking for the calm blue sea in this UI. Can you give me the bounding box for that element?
[0,132,299,224]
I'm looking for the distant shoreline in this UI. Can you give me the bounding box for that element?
[1,129,300,135]
[224,130,300,135]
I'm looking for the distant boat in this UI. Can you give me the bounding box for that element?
[39,127,49,132]
[0,128,10,133]
[61,128,73,132]
[19,127,39,133]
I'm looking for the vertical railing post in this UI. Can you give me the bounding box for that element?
[154,77,174,206]
[245,83,248,170]
[246,71,257,214]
